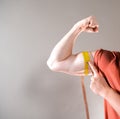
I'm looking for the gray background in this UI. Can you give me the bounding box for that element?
[0,0,120,119]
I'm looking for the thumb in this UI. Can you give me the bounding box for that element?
[88,62,98,77]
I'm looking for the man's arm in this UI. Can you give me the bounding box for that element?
[47,16,99,76]
[89,62,120,116]
[105,88,120,116]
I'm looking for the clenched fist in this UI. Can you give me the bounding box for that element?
[74,16,99,33]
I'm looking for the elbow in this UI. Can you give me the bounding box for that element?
[46,60,55,71]
[47,60,60,72]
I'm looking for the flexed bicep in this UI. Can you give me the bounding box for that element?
[50,51,95,76]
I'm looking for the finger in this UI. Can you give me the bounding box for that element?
[86,27,98,33]
[90,76,95,81]
[93,27,99,32]
[88,62,98,76]
[86,28,94,33]
[88,17,99,28]
[89,22,99,28]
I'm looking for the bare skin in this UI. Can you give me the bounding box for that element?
[47,16,98,76]
[89,62,120,116]
[47,16,120,116]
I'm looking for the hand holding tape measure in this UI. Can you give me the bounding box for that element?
[88,62,110,98]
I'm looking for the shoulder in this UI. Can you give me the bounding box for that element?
[93,49,120,68]
[94,49,118,61]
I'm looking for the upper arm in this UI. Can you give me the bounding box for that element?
[51,51,96,76]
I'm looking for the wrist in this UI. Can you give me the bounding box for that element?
[72,23,83,34]
[101,87,112,99]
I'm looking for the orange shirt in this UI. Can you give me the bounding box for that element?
[94,49,120,119]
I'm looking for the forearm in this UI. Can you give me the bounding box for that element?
[47,24,82,65]
[104,88,120,116]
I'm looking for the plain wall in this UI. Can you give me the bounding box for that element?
[0,0,120,119]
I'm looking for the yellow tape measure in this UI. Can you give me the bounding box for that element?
[81,52,91,119]
[82,51,90,75]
